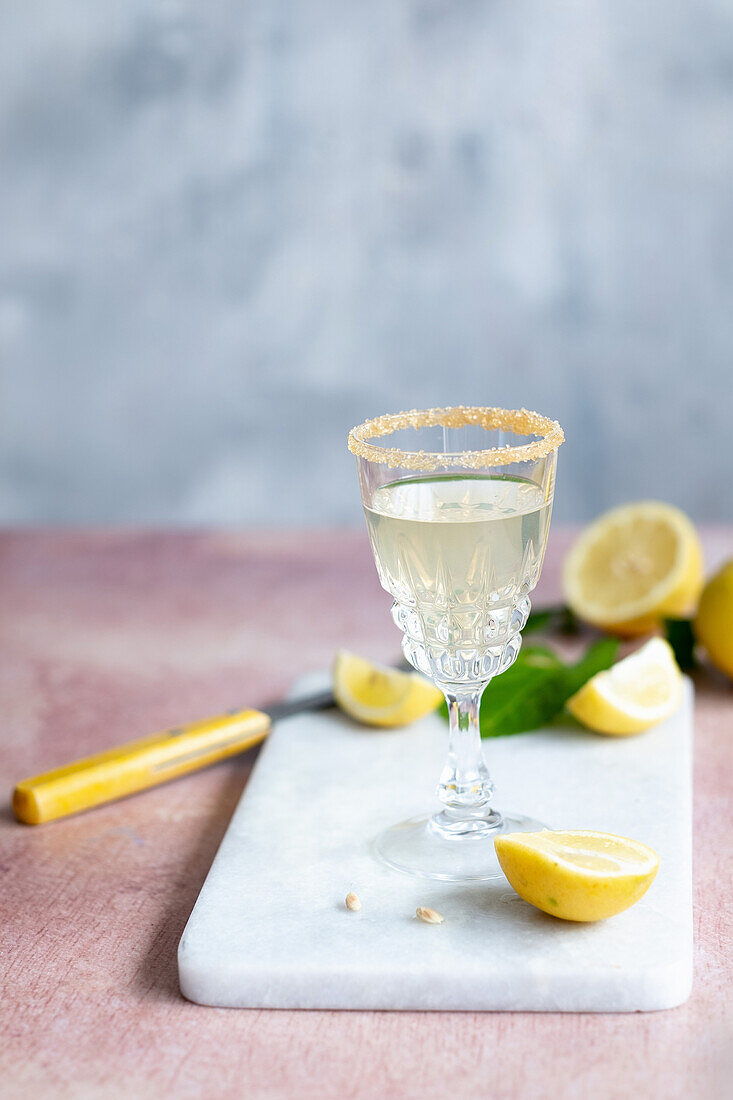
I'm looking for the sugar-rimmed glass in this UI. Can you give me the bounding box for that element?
[348,407,564,881]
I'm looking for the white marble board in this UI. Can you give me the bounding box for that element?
[178,675,693,1012]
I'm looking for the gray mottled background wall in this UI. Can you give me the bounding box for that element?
[1,0,732,526]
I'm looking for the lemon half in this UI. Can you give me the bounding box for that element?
[495,830,660,922]
[332,651,443,728]
[566,637,682,736]
[563,501,703,636]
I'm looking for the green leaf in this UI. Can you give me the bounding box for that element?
[562,638,620,696]
[515,644,565,668]
[664,618,696,671]
[477,660,569,737]
[523,609,553,633]
[438,638,620,738]
[524,604,581,635]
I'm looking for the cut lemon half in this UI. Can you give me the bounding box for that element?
[495,830,659,922]
[567,637,682,735]
[563,501,703,635]
[332,651,443,728]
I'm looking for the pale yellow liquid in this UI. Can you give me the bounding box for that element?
[365,476,551,649]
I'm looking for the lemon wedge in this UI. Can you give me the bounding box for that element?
[495,830,660,921]
[694,559,733,679]
[332,651,443,728]
[566,637,682,736]
[563,501,703,635]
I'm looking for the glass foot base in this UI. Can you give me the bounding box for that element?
[374,811,548,882]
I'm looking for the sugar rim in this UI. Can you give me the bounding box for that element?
[348,406,565,470]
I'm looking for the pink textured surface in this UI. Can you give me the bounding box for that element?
[1,528,731,1100]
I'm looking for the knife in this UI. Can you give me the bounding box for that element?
[12,685,336,826]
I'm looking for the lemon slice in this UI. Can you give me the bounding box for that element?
[332,651,443,728]
[694,559,733,679]
[567,637,682,736]
[495,830,660,921]
[563,501,703,635]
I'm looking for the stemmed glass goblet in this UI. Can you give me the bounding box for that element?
[348,407,564,881]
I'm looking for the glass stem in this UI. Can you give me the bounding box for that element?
[433,684,501,836]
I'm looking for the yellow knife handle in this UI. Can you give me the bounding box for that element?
[12,708,271,825]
